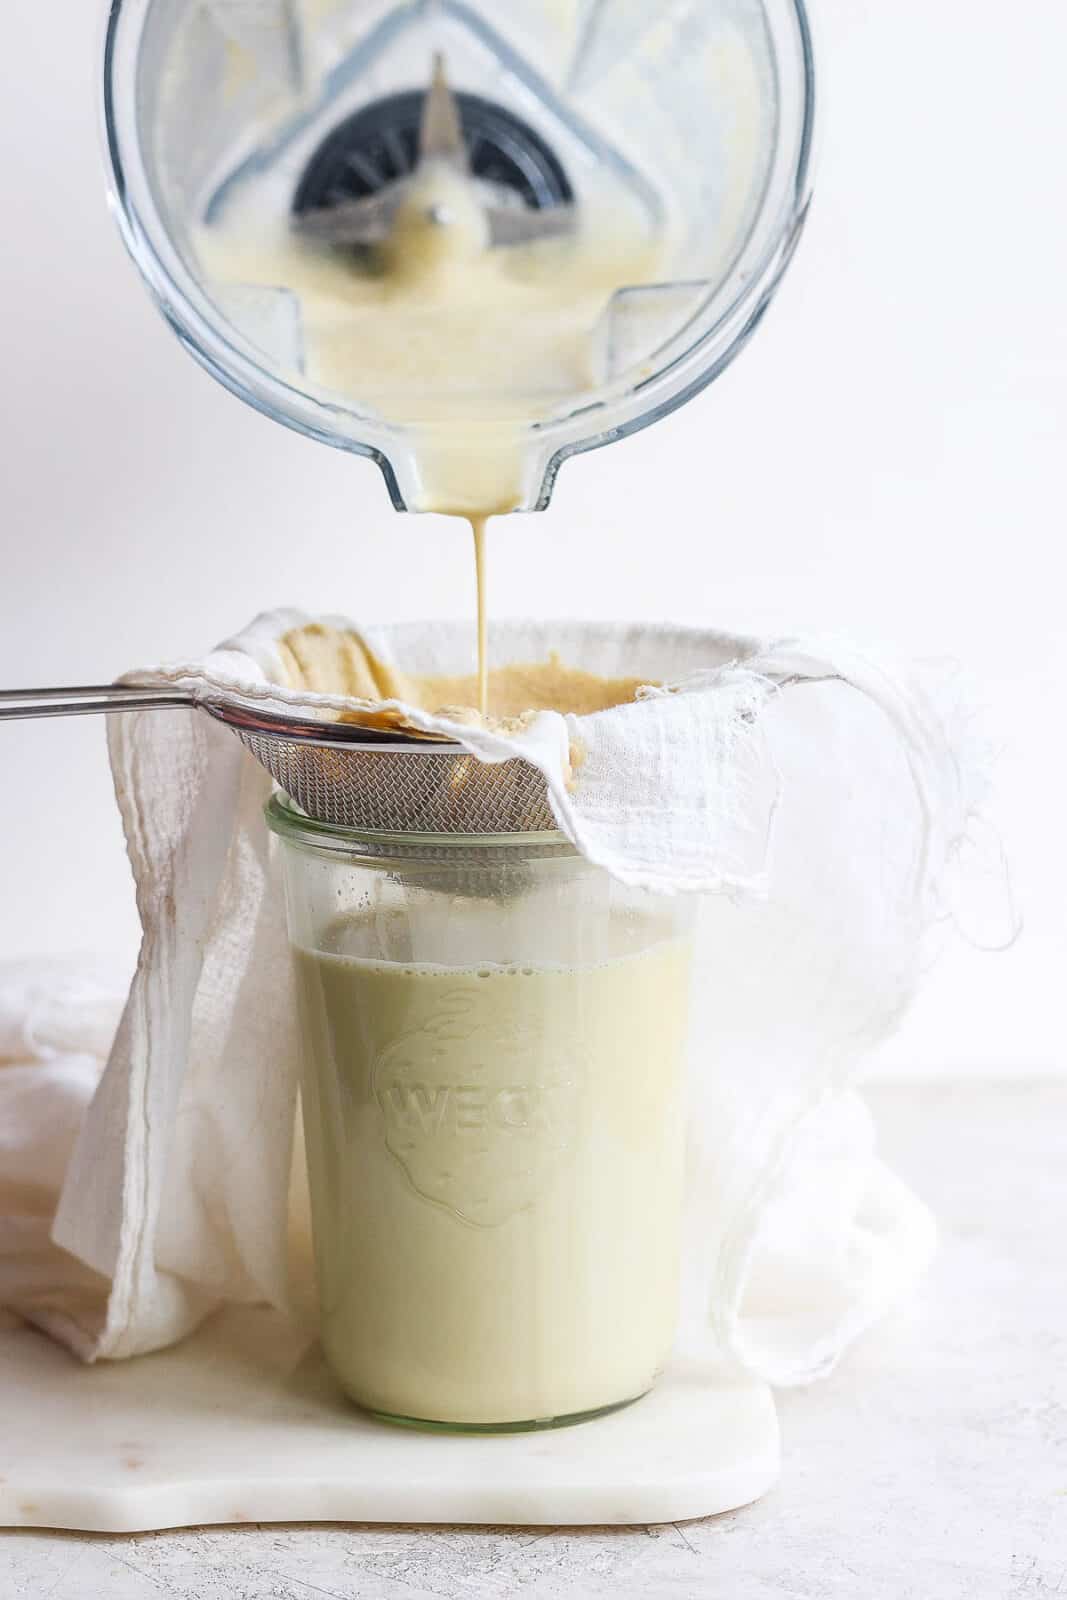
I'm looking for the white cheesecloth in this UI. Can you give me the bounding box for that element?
[0,614,1000,1385]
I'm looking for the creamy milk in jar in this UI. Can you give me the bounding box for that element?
[269,795,695,1430]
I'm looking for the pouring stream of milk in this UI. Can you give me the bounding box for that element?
[471,515,490,716]
[198,161,667,715]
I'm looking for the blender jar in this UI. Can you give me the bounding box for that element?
[104,0,816,511]
[267,794,696,1430]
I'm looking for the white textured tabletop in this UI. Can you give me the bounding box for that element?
[2,1082,1064,1600]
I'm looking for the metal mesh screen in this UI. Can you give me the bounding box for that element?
[238,731,556,834]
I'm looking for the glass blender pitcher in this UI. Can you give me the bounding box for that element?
[104,0,816,511]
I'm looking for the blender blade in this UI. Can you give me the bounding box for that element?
[418,52,469,172]
[293,52,574,252]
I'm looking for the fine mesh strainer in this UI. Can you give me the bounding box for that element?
[0,684,556,835]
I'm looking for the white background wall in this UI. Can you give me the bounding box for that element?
[0,2,1062,1075]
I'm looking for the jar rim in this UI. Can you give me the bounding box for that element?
[264,791,572,858]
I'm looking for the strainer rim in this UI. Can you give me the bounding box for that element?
[205,696,468,753]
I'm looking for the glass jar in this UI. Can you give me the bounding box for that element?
[267,794,696,1431]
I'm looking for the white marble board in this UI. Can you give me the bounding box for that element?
[0,1305,779,1532]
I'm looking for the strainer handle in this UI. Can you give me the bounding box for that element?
[0,684,197,720]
